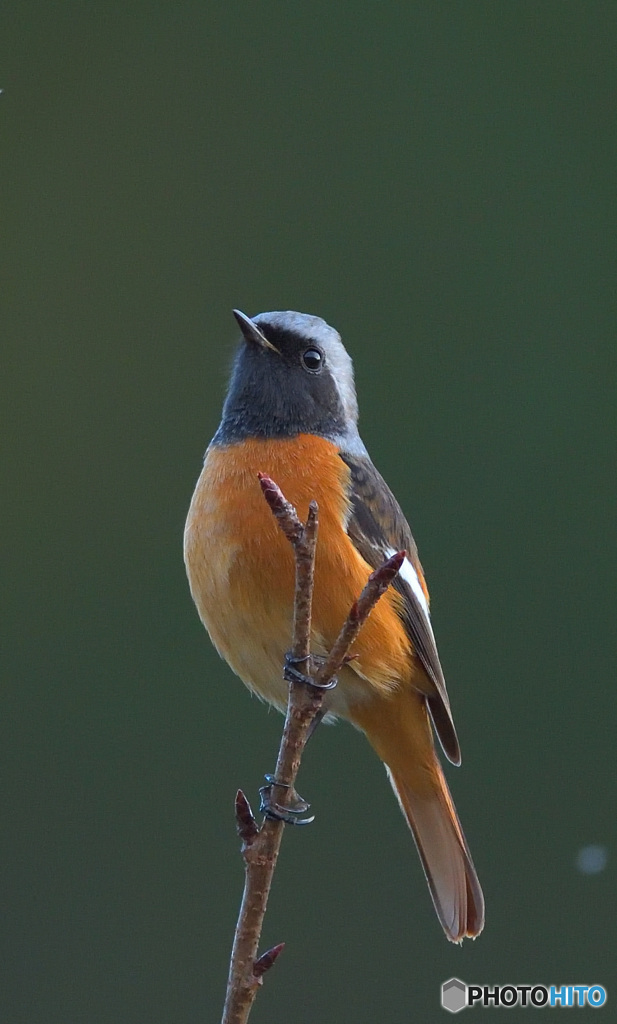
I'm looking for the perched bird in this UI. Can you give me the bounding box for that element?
[184,309,484,942]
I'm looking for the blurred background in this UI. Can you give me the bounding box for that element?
[2,3,615,1021]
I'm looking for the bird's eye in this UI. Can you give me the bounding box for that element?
[302,348,323,372]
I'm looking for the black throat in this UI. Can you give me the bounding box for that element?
[212,341,348,446]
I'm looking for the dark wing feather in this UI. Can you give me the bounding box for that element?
[339,451,461,765]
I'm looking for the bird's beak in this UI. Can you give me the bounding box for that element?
[232,309,278,352]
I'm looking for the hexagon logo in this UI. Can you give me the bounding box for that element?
[441,977,467,1013]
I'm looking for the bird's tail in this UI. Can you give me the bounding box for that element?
[351,690,484,942]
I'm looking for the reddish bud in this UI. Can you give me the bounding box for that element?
[253,942,285,978]
[235,789,259,844]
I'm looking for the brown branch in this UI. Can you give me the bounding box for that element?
[221,477,402,1024]
[314,550,406,687]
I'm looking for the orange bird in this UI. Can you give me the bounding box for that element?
[184,309,484,942]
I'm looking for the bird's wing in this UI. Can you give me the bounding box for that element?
[339,451,461,765]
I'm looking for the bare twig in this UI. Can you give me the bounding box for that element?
[314,550,405,687]
[221,476,402,1024]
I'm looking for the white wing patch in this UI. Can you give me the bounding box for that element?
[386,548,435,636]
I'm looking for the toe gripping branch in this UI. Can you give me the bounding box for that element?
[259,774,315,826]
[283,652,337,690]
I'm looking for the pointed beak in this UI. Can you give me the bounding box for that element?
[232,309,278,352]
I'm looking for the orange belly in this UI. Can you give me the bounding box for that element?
[183,435,414,717]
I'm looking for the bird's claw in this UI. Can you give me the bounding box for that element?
[259,774,315,825]
[283,652,337,690]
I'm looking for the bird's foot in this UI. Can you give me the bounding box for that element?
[283,652,337,690]
[259,774,315,825]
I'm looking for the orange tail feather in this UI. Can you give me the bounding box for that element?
[351,690,484,943]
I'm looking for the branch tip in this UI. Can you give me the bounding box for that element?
[257,473,283,506]
[368,549,405,587]
[258,472,304,543]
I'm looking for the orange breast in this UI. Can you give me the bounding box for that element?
[183,435,413,716]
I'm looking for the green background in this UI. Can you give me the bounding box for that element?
[2,3,615,1021]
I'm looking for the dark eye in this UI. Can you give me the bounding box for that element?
[302,348,323,372]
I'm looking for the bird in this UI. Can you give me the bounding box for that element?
[184,309,484,942]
